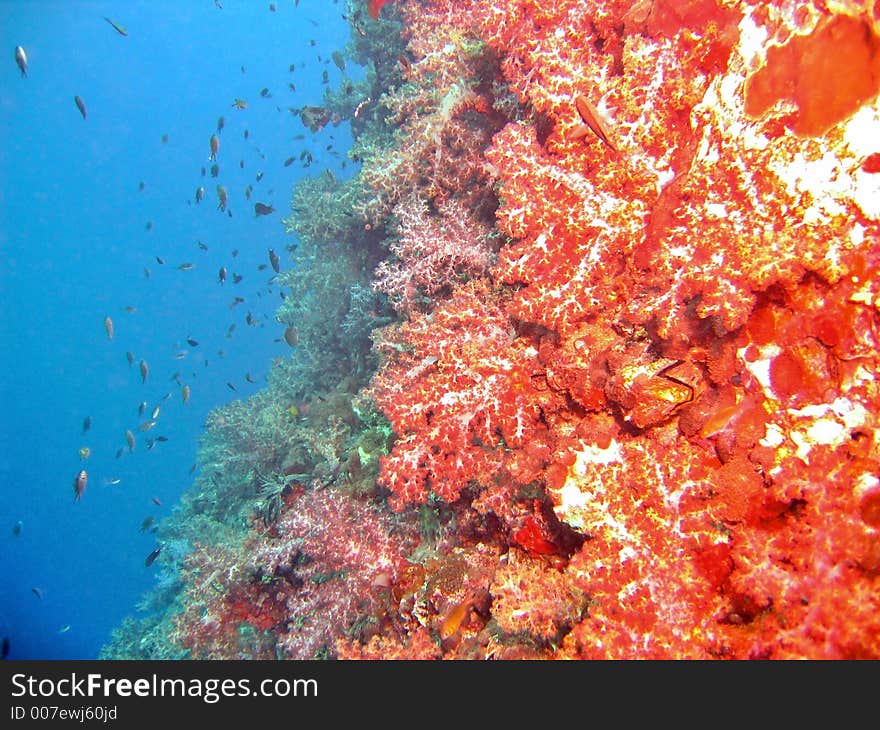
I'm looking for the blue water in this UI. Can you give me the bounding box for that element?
[0,0,353,659]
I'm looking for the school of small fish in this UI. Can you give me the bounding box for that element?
[7,2,367,641]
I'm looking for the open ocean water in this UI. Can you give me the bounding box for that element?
[0,0,353,660]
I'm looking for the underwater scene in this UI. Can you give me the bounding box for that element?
[2,0,879,660]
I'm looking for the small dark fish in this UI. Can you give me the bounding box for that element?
[322,69,329,84]
[216,115,225,134]
[123,305,137,313]
[145,545,163,567]
[268,248,280,273]
[218,266,227,285]
[217,185,228,212]
[138,181,145,191]
[243,129,249,140]
[83,415,92,433]
[300,105,331,132]
[255,171,264,182]
[12,520,22,537]
[115,447,124,459]
[198,241,208,251]
[226,323,236,337]
[139,359,149,383]
[139,516,155,533]
[239,159,245,169]
[232,273,243,284]
[189,463,197,475]
[260,87,271,98]
[177,262,194,271]
[32,587,43,600]
[74,95,87,120]
[155,435,168,442]
[151,496,162,506]
[195,186,205,204]
[245,372,256,384]
[210,163,220,178]
[161,133,169,144]
[231,248,239,258]
[156,255,165,264]
[255,202,275,216]
[209,133,219,161]
[104,316,114,340]
[138,401,147,416]
[186,338,199,347]
[227,381,237,391]
[126,429,136,453]
[283,157,295,167]
[73,469,87,502]
[145,221,153,231]
[103,16,129,37]
[14,46,27,77]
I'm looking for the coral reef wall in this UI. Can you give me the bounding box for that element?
[105,0,880,660]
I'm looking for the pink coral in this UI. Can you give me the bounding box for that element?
[171,486,420,659]
[373,195,496,314]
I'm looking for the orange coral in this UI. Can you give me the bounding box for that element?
[356,0,880,659]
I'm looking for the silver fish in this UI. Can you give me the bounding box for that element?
[14,46,27,77]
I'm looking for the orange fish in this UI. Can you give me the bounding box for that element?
[217,185,228,212]
[439,598,473,641]
[209,133,219,161]
[571,95,617,152]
